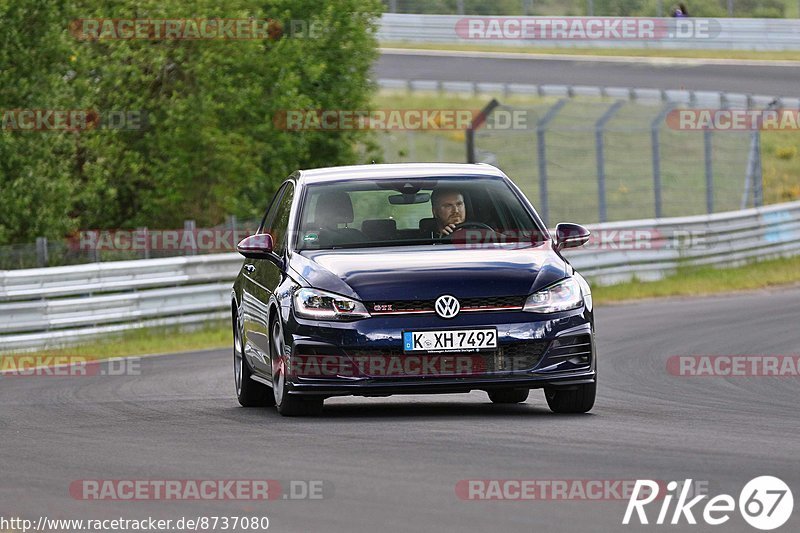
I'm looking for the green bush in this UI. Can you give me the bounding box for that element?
[0,0,381,244]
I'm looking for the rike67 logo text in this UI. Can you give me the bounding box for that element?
[624,477,793,530]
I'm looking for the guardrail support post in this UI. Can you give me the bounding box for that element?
[537,98,568,226]
[704,129,714,214]
[595,100,625,223]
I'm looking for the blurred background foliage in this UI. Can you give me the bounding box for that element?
[0,0,382,244]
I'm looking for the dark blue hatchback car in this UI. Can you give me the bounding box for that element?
[232,163,596,416]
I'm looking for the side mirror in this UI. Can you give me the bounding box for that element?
[237,234,274,259]
[554,223,590,251]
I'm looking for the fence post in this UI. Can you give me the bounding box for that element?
[35,237,48,268]
[184,220,197,255]
[651,103,674,219]
[595,101,625,223]
[536,98,568,226]
[704,129,714,214]
[465,98,500,164]
[227,214,239,253]
[137,227,149,259]
[754,130,763,207]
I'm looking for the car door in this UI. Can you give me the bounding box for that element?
[243,181,295,377]
[241,183,287,375]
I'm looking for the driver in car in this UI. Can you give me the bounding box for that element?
[431,187,467,237]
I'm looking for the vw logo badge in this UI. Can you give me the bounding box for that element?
[435,295,460,319]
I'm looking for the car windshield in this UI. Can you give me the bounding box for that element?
[295,176,546,250]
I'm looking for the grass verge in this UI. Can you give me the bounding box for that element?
[2,321,230,365]
[382,43,800,62]
[592,254,800,303]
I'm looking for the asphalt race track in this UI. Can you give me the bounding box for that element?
[376,49,800,98]
[2,287,798,532]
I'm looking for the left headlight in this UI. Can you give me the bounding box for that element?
[293,288,371,320]
[523,278,584,314]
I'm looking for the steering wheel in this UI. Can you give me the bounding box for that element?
[441,221,498,241]
[452,222,495,232]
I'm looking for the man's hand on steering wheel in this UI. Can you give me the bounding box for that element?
[440,221,497,238]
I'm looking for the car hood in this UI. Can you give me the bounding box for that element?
[290,245,566,302]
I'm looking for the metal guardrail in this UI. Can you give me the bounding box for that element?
[378,14,800,51]
[565,200,800,284]
[377,78,800,110]
[2,201,799,351]
[0,254,241,351]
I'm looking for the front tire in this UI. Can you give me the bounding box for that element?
[487,388,529,404]
[544,382,596,413]
[233,314,274,407]
[271,319,323,417]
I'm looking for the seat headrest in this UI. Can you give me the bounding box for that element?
[315,191,354,226]
[419,217,437,235]
[361,219,397,240]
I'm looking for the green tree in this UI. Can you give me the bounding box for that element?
[0,0,76,243]
[0,0,381,244]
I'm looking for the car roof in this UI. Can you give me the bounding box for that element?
[296,163,507,185]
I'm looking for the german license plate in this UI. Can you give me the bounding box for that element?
[403,328,497,353]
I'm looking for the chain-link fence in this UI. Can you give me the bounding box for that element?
[0,217,261,270]
[376,88,763,227]
[470,97,760,225]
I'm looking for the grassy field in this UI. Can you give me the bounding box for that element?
[382,43,800,62]
[592,254,800,302]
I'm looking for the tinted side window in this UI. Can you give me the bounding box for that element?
[268,184,295,255]
[259,184,287,235]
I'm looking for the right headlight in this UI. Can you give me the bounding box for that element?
[523,278,584,314]
[293,288,371,321]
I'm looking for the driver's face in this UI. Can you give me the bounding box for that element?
[433,192,465,229]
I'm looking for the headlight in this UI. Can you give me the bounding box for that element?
[293,288,370,320]
[523,278,583,313]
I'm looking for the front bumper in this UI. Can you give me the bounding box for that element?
[282,307,596,397]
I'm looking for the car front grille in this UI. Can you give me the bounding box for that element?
[367,295,526,315]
